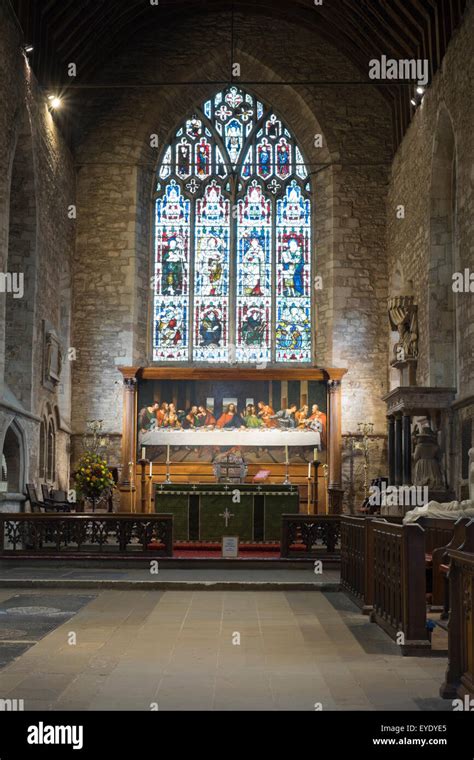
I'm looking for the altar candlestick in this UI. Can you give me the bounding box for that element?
[164,444,172,484]
[141,447,145,460]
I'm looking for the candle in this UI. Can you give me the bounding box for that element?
[141,447,145,460]
[149,460,153,477]
[285,445,289,463]
[166,444,170,463]
[314,448,319,461]
[308,461,311,478]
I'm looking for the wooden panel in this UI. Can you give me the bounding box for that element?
[440,521,474,700]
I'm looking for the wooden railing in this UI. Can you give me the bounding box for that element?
[0,513,173,558]
[280,515,340,558]
[340,516,379,613]
[440,520,474,700]
[371,520,430,654]
[341,515,433,654]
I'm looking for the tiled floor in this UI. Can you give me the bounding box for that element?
[0,588,450,711]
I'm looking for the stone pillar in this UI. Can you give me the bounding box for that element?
[387,415,395,485]
[327,379,344,514]
[402,414,412,484]
[394,414,403,486]
[117,370,138,511]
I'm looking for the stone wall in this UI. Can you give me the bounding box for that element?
[0,0,75,497]
[71,8,392,467]
[387,3,474,497]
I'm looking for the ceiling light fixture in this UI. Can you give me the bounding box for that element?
[48,94,62,109]
[23,44,34,53]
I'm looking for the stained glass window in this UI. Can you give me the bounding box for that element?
[153,86,312,364]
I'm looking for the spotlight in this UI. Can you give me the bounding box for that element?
[410,98,417,107]
[23,44,34,53]
[416,86,425,95]
[48,95,62,109]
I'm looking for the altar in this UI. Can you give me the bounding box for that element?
[117,366,347,516]
[154,483,299,541]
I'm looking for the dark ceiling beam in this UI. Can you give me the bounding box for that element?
[377,1,422,49]
[8,0,468,152]
[358,0,417,59]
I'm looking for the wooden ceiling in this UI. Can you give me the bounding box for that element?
[10,0,468,150]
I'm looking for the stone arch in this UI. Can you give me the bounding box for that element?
[428,105,457,389]
[0,418,28,497]
[5,107,38,410]
[38,401,59,484]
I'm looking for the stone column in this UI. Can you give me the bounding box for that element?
[120,376,137,486]
[387,415,395,485]
[394,413,403,486]
[327,379,344,514]
[402,414,412,484]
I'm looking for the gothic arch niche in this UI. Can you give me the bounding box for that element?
[5,109,38,409]
[428,106,457,389]
[38,402,58,484]
[151,85,313,366]
[1,420,26,494]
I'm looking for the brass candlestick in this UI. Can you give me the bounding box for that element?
[128,460,136,513]
[355,422,374,501]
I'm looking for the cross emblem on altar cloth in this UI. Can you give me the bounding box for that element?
[219,508,234,528]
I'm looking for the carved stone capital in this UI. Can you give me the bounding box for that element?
[123,377,137,391]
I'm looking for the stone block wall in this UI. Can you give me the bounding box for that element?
[71,9,392,468]
[387,4,474,497]
[0,0,75,494]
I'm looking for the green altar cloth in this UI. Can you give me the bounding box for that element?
[154,483,299,542]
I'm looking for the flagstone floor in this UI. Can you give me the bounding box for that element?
[0,588,450,711]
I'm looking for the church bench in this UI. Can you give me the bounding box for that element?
[340,515,380,612]
[440,520,474,701]
[341,516,458,612]
[370,520,431,655]
[431,518,470,610]
[341,515,459,655]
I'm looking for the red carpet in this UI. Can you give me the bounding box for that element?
[148,541,309,558]
[173,549,281,559]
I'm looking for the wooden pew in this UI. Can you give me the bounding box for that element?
[340,515,381,613]
[341,515,458,613]
[341,515,457,655]
[440,520,474,701]
[370,520,431,655]
[431,518,471,611]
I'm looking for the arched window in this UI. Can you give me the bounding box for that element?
[153,86,312,365]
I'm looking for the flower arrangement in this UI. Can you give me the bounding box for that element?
[74,452,114,502]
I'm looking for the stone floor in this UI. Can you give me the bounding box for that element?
[0,588,451,711]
